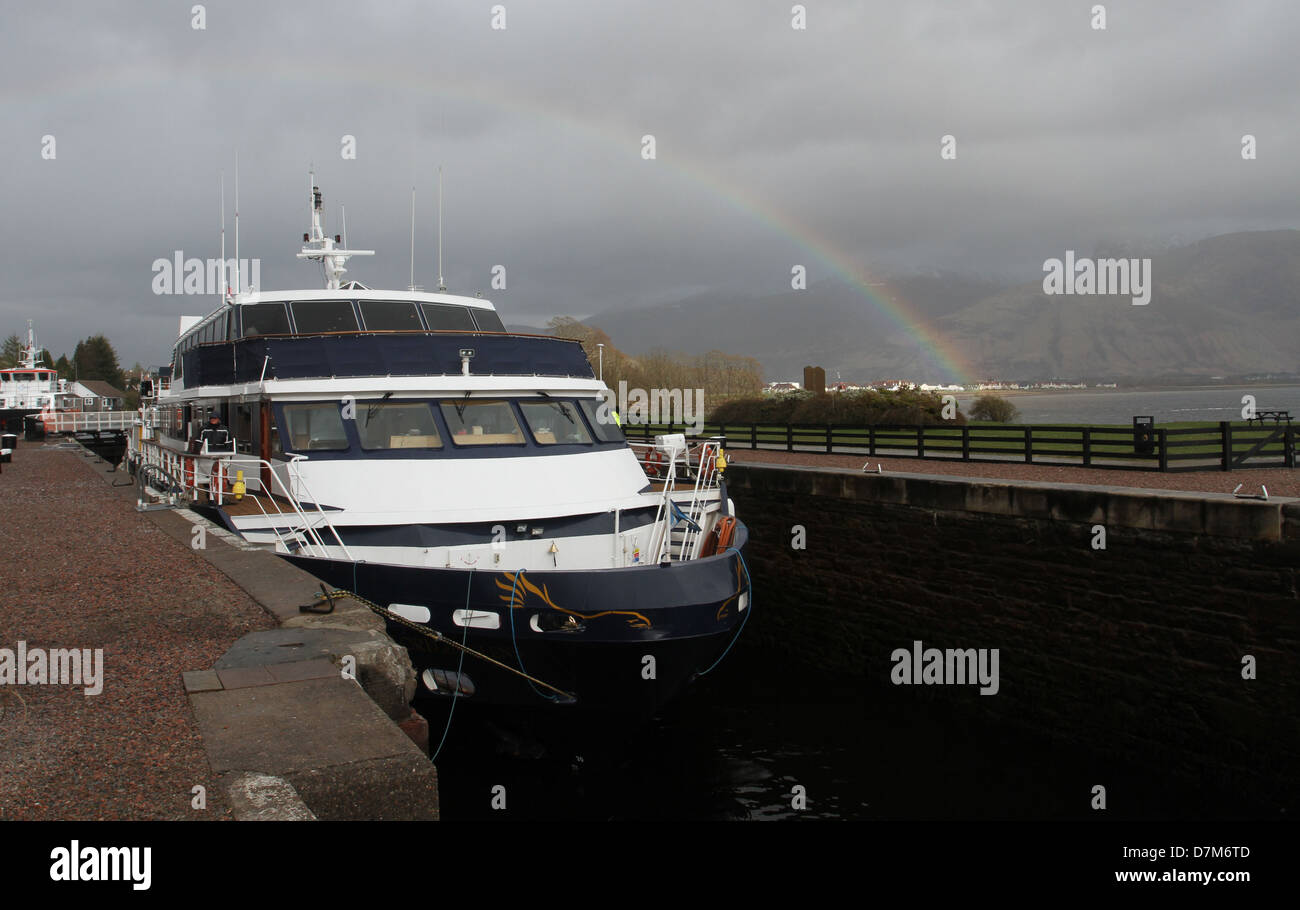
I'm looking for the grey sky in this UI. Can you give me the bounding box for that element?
[1,0,1296,367]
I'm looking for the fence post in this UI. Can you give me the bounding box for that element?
[751,423,758,450]
[825,424,833,454]
[961,425,970,460]
[1024,426,1033,463]
[1082,427,1091,466]
[1220,421,1232,471]
[1158,428,1168,472]
[869,425,876,456]
[1287,427,1296,469]
[786,424,793,452]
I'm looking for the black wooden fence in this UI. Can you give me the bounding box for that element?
[624,420,1297,472]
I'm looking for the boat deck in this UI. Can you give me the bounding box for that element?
[215,490,298,517]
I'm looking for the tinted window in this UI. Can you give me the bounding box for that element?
[440,400,525,445]
[519,400,592,445]
[355,402,443,450]
[471,309,507,332]
[282,403,349,451]
[241,303,291,337]
[360,300,423,331]
[420,303,477,331]
[291,300,359,334]
[578,398,625,443]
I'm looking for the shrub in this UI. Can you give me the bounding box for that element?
[968,394,1019,423]
[709,389,963,426]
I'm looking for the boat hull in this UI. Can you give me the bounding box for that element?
[282,524,750,716]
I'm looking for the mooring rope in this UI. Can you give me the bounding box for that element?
[696,547,754,678]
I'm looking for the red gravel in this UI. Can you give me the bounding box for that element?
[730,448,1300,498]
[0,445,275,820]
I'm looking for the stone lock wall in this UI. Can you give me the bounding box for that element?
[726,465,1300,807]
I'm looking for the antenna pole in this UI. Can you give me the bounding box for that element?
[220,172,226,301]
[234,151,240,296]
[437,166,445,291]
[341,204,348,248]
[409,187,416,291]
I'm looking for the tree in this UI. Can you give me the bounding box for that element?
[72,335,125,389]
[0,334,21,368]
[969,394,1019,423]
[53,354,72,380]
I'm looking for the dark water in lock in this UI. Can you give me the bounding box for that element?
[422,635,1268,822]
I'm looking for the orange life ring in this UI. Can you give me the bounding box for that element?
[183,457,195,492]
[714,516,737,551]
[644,449,665,478]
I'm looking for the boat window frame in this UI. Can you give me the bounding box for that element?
[353,400,445,451]
[439,398,529,447]
[239,301,293,338]
[518,399,595,447]
[358,299,425,333]
[289,299,362,336]
[419,303,479,332]
[277,401,352,453]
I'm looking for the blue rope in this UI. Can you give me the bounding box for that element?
[431,569,474,762]
[696,546,753,677]
[508,568,560,702]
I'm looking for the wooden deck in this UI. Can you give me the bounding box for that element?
[214,490,297,517]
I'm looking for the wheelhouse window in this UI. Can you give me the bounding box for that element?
[281,402,349,451]
[577,398,625,443]
[471,309,507,332]
[356,402,443,450]
[519,400,593,445]
[440,400,525,445]
[360,300,423,331]
[291,300,359,334]
[241,302,291,337]
[420,303,478,331]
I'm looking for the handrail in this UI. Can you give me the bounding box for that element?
[134,440,352,560]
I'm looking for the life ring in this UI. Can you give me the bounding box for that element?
[714,516,737,551]
[644,449,665,478]
[183,457,195,492]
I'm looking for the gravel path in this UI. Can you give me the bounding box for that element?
[0,445,275,820]
[729,448,1300,498]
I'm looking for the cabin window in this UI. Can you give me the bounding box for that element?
[577,398,625,443]
[519,400,593,445]
[471,309,507,332]
[281,402,349,451]
[420,303,477,331]
[360,300,423,331]
[291,300,359,334]
[356,402,443,450]
[440,400,525,445]
[241,302,292,337]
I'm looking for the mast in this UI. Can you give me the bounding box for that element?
[296,172,373,289]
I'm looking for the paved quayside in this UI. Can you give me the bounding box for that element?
[0,442,437,820]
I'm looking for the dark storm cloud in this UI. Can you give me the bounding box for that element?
[0,0,1297,365]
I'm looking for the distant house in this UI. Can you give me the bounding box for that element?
[765,381,802,394]
[65,380,126,412]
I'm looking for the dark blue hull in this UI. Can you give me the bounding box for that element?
[283,524,750,716]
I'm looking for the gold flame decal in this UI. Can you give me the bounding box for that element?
[496,572,652,630]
